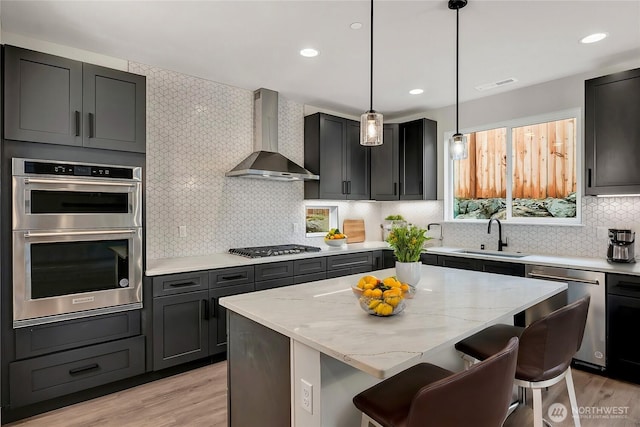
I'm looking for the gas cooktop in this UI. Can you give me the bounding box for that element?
[229,244,321,258]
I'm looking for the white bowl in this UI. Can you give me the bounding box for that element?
[324,238,347,247]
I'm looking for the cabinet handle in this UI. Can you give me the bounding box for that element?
[168,281,196,288]
[74,111,81,136]
[393,182,397,196]
[69,363,99,375]
[419,180,423,195]
[211,297,218,319]
[221,274,243,281]
[347,181,352,194]
[587,168,592,188]
[402,129,407,192]
[202,299,209,320]
[88,113,95,138]
[342,181,347,194]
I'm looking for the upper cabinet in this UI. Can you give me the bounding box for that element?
[585,67,640,195]
[370,118,437,201]
[304,113,370,200]
[4,45,146,153]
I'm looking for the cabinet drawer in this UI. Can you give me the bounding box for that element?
[210,266,254,288]
[293,272,327,284]
[15,311,141,360]
[152,271,208,297]
[482,260,525,277]
[255,277,295,291]
[327,252,373,271]
[438,255,482,271]
[608,273,640,297]
[294,258,326,276]
[255,261,294,282]
[420,253,438,266]
[9,335,145,407]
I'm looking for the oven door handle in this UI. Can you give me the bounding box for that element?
[24,229,137,238]
[24,178,137,187]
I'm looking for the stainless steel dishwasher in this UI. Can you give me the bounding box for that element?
[525,265,606,370]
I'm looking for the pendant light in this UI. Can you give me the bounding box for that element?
[360,0,383,146]
[448,0,468,160]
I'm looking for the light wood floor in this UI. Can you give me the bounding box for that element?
[5,363,640,426]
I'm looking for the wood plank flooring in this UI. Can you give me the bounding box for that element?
[6,363,640,426]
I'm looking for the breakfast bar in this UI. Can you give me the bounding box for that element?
[220,265,568,427]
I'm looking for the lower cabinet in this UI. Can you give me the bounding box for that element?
[210,284,255,355]
[9,335,145,407]
[438,255,482,271]
[326,252,374,278]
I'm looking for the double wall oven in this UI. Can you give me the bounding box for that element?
[12,158,143,328]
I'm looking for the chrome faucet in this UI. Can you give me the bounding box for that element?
[487,218,508,251]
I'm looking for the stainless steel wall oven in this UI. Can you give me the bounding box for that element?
[12,158,143,327]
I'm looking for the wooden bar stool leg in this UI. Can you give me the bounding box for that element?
[565,368,581,427]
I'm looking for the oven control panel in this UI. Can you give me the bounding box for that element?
[24,161,134,179]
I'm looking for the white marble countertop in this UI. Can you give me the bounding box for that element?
[145,242,390,276]
[220,265,567,379]
[427,246,640,276]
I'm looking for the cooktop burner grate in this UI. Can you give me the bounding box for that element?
[229,244,321,258]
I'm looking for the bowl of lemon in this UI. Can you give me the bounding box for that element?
[324,228,347,247]
[353,275,410,317]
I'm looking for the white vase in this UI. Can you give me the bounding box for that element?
[395,261,422,290]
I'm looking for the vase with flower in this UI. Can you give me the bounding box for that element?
[385,223,431,294]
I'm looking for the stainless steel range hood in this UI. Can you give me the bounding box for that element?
[225,88,319,181]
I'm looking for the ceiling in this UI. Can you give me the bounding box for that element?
[2,1,640,119]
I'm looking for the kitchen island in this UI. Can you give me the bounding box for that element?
[220,264,567,427]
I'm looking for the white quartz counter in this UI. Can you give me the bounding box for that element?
[220,265,567,379]
[145,241,390,276]
[428,246,640,276]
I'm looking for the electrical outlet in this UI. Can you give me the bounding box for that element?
[178,225,187,238]
[300,379,313,414]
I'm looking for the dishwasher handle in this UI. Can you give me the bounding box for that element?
[528,272,600,285]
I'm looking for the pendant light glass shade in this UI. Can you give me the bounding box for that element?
[449,133,468,160]
[361,0,383,146]
[360,110,383,146]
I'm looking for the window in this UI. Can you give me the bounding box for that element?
[445,110,581,224]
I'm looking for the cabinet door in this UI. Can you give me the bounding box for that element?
[210,283,255,355]
[254,261,293,282]
[346,119,370,200]
[585,68,640,195]
[420,253,439,266]
[438,255,482,271]
[399,119,425,200]
[482,260,525,277]
[319,114,348,199]
[371,124,400,200]
[153,290,209,370]
[83,64,146,153]
[4,45,83,146]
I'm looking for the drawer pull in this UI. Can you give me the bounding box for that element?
[202,299,209,320]
[211,297,218,319]
[69,363,100,375]
[221,274,243,281]
[169,281,197,288]
[616,282,640,292]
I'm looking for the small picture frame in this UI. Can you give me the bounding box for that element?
[305,205,338,237]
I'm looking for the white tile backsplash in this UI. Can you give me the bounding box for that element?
[131,61,637,261]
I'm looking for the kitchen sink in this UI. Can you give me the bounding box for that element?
[453,249,528,259]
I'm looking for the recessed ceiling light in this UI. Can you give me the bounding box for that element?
[409,89,424,95]
[350,22,363,30]
[300,48,319,58]
[581,33,608,44]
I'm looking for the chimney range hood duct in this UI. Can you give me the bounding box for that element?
[225,88,319,181]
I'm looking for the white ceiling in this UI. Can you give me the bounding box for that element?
[2,0,640,119]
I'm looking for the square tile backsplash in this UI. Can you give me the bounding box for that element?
[131,61,638,261]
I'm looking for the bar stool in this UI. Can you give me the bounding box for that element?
[455,295,590,427]
[353,337,519,427]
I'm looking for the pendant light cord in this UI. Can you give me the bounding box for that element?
[369,0,374,112]
[455,6,459,134]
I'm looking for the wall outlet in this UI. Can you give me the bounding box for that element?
[300,379,313,414]
[178,225,187,238]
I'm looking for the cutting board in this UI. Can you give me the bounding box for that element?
[343,219,365,243]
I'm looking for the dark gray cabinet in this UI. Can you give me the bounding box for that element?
[210,283,254,354]
[152,290,210,370]
[482,260,525,276]
[438,255,482,271]
[327,252,374,278]
[4,45,146,153]
[304,113,370,200]
[420,253,439,266]
[370,119,437,200]
[585,67,640,195]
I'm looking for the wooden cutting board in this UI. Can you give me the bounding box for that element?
[343,219,365,243]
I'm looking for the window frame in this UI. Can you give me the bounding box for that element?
[444,108,583,225]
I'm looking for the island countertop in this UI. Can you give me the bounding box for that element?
[220,264,567,379]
